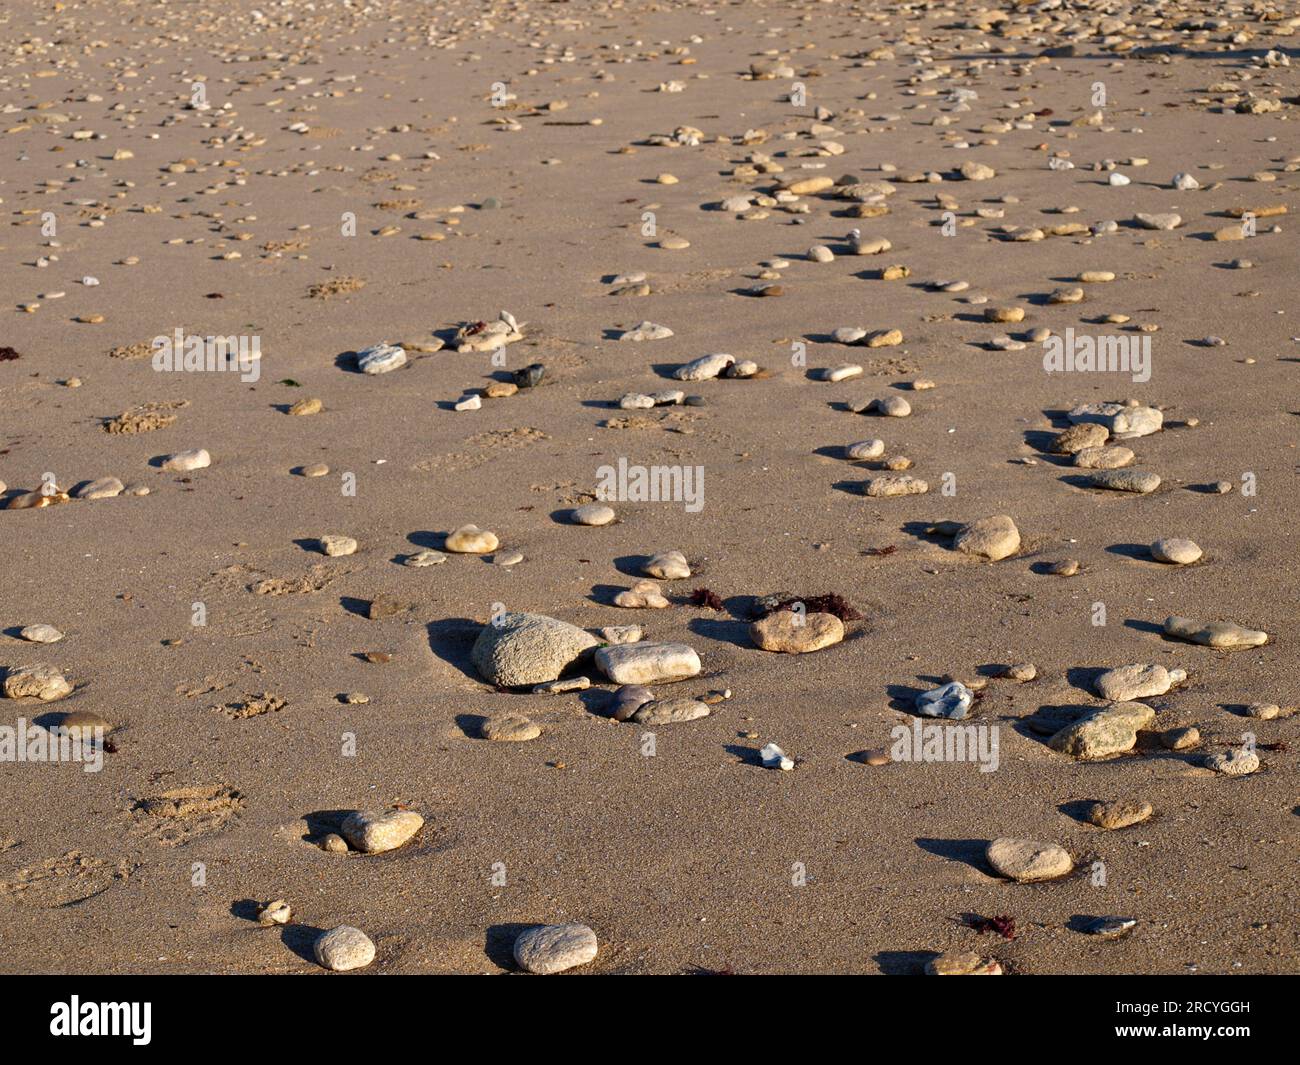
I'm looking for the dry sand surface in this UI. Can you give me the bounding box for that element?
[1,0,1298,975]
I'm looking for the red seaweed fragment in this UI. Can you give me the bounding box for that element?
[691,588,724,611]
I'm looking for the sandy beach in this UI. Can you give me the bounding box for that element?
[1,0,1297,975]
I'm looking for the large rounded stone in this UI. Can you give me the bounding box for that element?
[471,612,599,687]
[314,926,376,971]
[749,610,844,653]
[986,838,1073,882]
[340,810,424,853]
[512,923,598,974]
[953,515,1020,562]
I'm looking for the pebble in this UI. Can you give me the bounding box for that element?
[301,463,330,478]
[319,535,358,557]
[481,714,542,741]
[73,477,124,500]
[643,549,690,580]
[1045,559,1080,577]
[445,524,499,553]
[846,439,885,460]
[340,809,424,853]
[1000,663,1036,682]
[314,926,376,972]
[868,396,911,417]
[454,394,482,412]
[404,549,446,567]
[926,952,1002,976]
[572,502,615,526]
[2,664,73,702]
[1204,747,1260,777]
[1087,799,1153,830]
[1095,664,1185,702]
[610,685,655,722]
[1083,917,1138,941]
[614,580,670,609]
[1245,703,1280,720]
[631,697,711,724]
[1150,538,1201,565]
[864,474,928,497]
[595,642,701,685]
[19,624,64,644]
[673,353,734,381]
[1163,616,1267,650]
[986,838,1073,882]
[288,397,322,416]
[760,743,795,771]
[512,924,598,974]
[1134,212,1181,231]
[1073,445,1134,469]
[161,448,211,472]
[356,342,407,374]
[494,550,524,567]
[959,161,996,181]
[1050,423,1109,454]
[1162,726,1201,751]
[914,681,974,720]
[532,677,589,695]
[472,612,599,687]
[984,306,1024,324]
[1088,469,1161,494]
[617,321,674,342]
[599,625,642,645]
[257,900,292,926]
[1068,402,1162,439]
[952,515,1020,561]
[320,834,349,854]
[1049,702,1155,760]
[749,610,845,653]
[826,364,862,382]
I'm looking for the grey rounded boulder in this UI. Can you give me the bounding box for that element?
[471,612,600,687]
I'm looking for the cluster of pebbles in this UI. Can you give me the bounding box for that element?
[1,0,1296,976]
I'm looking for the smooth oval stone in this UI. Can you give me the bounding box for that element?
[258,900,292,926]
[915,681,974,720]
[868,396,910,417]
[20,624,64,644]
[356,342,406,374]
[610,685,655,721]
[572,502,615,526]
[481,713,541,741]
[1083,916,1137,940]
[513,923,598,974]
[1087,799,1153,830]
[314,926,376,971]
[986,838,1073,882]
[1046,559,1080,576]
[846,439,885,460]
[952,515,1020,561]
[471,612,599,687]
[1089,469,1160,494]
[1150,538,1202,565]
[1073,445,1134,469]
[161,448,211,472]
[1162,726,1200,751]
[749,610,844,653]
[594,642,700,685]
[74,476,124,500]
[630,697,711,724]
[340,810,424,853]
[445,524,499,553]
[642,549,690,580]
[1246,702,1280,720]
